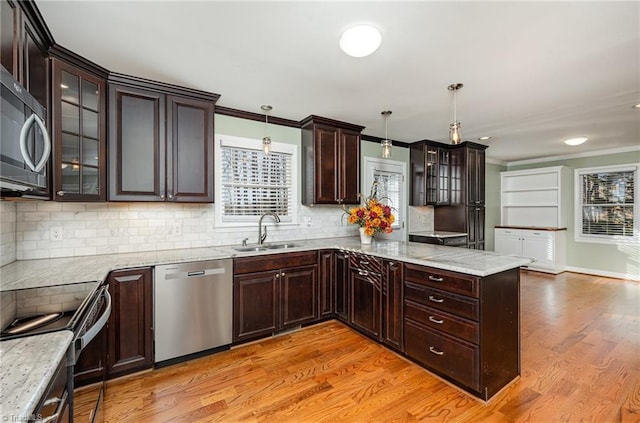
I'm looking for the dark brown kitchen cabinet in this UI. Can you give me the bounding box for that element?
[108,73,219,202]
[410,140,455,206]
[382,259,403,351]
[434,142,488,249]
[107,267,154,379]
[50,51,107,201]
[349,253,382,341]
[0,0,52,106]
[403,263,519,400]
[233,252,318,343]
[301,115,364,205]
[318,250,334,318]
[334,250,349,322]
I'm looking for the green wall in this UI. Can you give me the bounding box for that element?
[506,149,640,278]
[485,162,506,250]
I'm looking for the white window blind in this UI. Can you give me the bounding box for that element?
[576,165,637,241]
[217,135,296,224]
[373,169,402,228]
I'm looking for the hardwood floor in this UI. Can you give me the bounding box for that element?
[99,270,640,422]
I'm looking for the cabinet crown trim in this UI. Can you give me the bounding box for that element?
[300,115,365,132]
[108,72,220,103]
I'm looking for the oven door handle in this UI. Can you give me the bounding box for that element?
[79,288,111,350]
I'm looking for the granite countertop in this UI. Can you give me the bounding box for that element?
[0,237,533,419]
[0,237,533,292]
[409,231,469,238]
[0,330,73,421]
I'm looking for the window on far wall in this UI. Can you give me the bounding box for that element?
[575,165,638,243]
[214,134,297,226]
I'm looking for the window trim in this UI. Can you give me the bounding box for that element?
[214,134,298,228]
[574,164,638,244]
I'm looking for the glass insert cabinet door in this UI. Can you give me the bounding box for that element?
[52,58,106,201]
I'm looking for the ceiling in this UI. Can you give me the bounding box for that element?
[37,1,640,163]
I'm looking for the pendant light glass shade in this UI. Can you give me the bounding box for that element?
[381,110,392,158]
[261,105,272,154]
[448,83,463,145]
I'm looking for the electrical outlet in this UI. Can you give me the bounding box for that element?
[305,217,312,227]
[50,227,63,241]
[171,222,182,235]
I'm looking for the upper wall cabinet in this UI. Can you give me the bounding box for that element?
[410,140,456,206]
[301,115,364,205]
[0,0,52,107]
[49,48,108,201]
[108,73,219,202]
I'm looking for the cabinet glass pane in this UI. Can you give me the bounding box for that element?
[82,80,98,111]
[82,166,99,194]
[61,163,80,193]
[82,139,98,167]
[61,133,80,163]
[82,109,98,139]
[61,102,80,134]
[60,71,79,104]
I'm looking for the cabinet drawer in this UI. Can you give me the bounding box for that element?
[405,299,479,344]
[405,319,480,392]
[349,252,383,274]
[404,263,479,298]
[234,251,318,274]
[404,281,479,321]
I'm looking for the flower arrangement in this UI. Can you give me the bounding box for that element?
[346,181,395,236]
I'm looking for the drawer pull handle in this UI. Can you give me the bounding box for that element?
[358,270,369,276]
[429,346,444,356]
[428,276,444,282]
[360,261,370,265]
[428,316,444,324]
[428,295,444,303]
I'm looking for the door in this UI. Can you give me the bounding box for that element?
[314,124,339,204]
[364,157,407,241]
[166,95,214,202]
[494,229,522,255]
[340,128,361,204]
[107,267,153,378]
[349,268,381,340]
[233,271,278,342]
[383,260,403,351]
[108,84,165,201]
[318,250,334,318]
[334,251,349,322]
[279,264,318,328]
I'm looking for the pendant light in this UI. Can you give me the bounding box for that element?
[448,83,463,145]
[381,110,392,158]
[261,104,272,154]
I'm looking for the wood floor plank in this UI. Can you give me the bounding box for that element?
[98,270,640,422]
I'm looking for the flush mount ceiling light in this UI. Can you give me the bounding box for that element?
[448,83,463,144]
[564,136,588,146]
[339,25,382,58]
[633,103,640,109]
[261,105,272,154]
[381,110,392,159]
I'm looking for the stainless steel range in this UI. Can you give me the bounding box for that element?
[1,281,111,423]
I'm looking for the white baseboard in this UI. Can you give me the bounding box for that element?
[563,266,640,281]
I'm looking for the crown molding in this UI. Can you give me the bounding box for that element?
[506,145,640,167]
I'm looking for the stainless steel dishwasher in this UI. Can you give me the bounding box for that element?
[154,259,233,365]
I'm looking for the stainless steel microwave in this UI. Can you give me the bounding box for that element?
[1,65,51,199]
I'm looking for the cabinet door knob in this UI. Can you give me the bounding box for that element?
[56,190,65,196]
[281,272,285,277]
[275,273,280,278]
[168,194,174,200]
[161,194,165,199]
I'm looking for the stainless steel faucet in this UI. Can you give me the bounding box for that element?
[258,212,280,245]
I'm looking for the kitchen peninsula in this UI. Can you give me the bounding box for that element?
[0,237,532,420]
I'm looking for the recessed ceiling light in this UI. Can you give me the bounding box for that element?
[564,137,588,146]
[478,136,492,141]
[339,25,382,58]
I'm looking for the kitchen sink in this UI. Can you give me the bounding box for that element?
[264,243,298,249]
[232,243,298,252]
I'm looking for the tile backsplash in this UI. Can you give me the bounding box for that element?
[14,201,357,260]
[1,201,17,266]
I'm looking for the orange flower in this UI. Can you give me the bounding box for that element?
[343,181,396,236]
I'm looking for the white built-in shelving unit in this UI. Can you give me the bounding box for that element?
[496,166,570,274]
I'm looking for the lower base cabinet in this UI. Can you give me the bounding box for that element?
[107,267,154,378]
[494,227,566,274]
[233,252,318,343]
[403,263,519,400]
